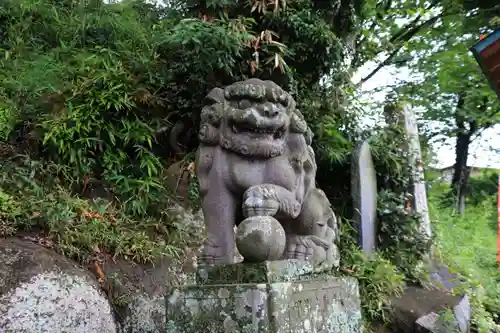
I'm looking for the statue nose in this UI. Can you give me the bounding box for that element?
[264,110,279,117]
[262,105,280,117]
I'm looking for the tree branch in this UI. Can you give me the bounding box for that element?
[470,125,489,142]
[389,0,440,44]
[357,13,444,86]
[356,0,441,69]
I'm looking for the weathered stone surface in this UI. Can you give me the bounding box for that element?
[166,276,362,333]
[0,238,117,333]
[195,79,340,271]
[351,140,378,257]
[196,260,315,285]
[235,216,287,262]
[119,294,166,333]
[166,260,362,333]
[426,261,461,291]
[106,204,204,333]
[388,286,471,333]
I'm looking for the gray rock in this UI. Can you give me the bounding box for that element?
[119,294,165,333]
[112,205,204,333]
[235,216,287,262]
[388,286,471,333]
[351,140,378,257]
[0,238,117,333]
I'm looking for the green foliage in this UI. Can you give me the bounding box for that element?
[466,169,498,206]
[387,2,500,204]
[369,123,432,281]
[0,188,21,236]
[353,0,443,71]
[0,0,362,219]
[0,155,191,263]
[0,0,174,215]
[187,178,201,207]
[355,0,499,208]
[340,218,406,322]
[342,122,496,328]
[429,181,500,331]
[0,0,365,270]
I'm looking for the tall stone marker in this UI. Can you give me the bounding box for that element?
[384,103,432,241]
[351,141,378,257]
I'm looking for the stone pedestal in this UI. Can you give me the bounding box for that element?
[165,260,363,333]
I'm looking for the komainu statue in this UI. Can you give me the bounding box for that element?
[195,79,340,271]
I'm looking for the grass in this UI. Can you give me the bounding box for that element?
[0,154,195,264]
[428,180,500,330]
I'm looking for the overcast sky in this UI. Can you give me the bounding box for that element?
[352,61,500,169]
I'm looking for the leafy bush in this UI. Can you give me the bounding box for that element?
[368,123,432,281]
[0,188,21,236]
[0,0,362,218]
[466,169,498,206]
[329,112,433,324]
[339,218,406,322]
[0,155,191,263]
[0,0,365,269]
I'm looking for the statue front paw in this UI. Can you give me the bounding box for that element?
[242,185,279,218]
[285,234,338,271]
[199,241,233,265]
[285,235,315,261]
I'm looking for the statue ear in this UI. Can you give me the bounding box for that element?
[305,126,314,145]
[287,95,296,111]
[204,87,225,105]
[290,109,308,134]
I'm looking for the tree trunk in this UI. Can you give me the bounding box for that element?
[452,132,471,214]
[451,94,477,215]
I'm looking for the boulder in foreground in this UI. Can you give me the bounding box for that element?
[0,238,118,333]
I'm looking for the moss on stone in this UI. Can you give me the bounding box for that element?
[196,259,319,285]
[166,274,363,332]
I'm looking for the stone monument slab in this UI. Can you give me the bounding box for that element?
[384,103,431,241]
[165,260,363,333]
[351,141,378,256]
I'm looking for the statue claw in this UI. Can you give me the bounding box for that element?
[199,242,233,265]
[285,234,337,271]
[242,186,279,218]
[285,235,315,260]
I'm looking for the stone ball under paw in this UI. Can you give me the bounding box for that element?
[235,216,286,262]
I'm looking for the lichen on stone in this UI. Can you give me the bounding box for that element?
[165,273,363,333]
[0,271,116,333]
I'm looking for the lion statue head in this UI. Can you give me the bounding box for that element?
[198,79,309,158]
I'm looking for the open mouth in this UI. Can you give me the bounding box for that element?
[229,120,286,139]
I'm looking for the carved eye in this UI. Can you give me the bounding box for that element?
[238,99,252,109]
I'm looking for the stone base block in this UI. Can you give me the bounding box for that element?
[165,275,362,333]
[389,286,471,333]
